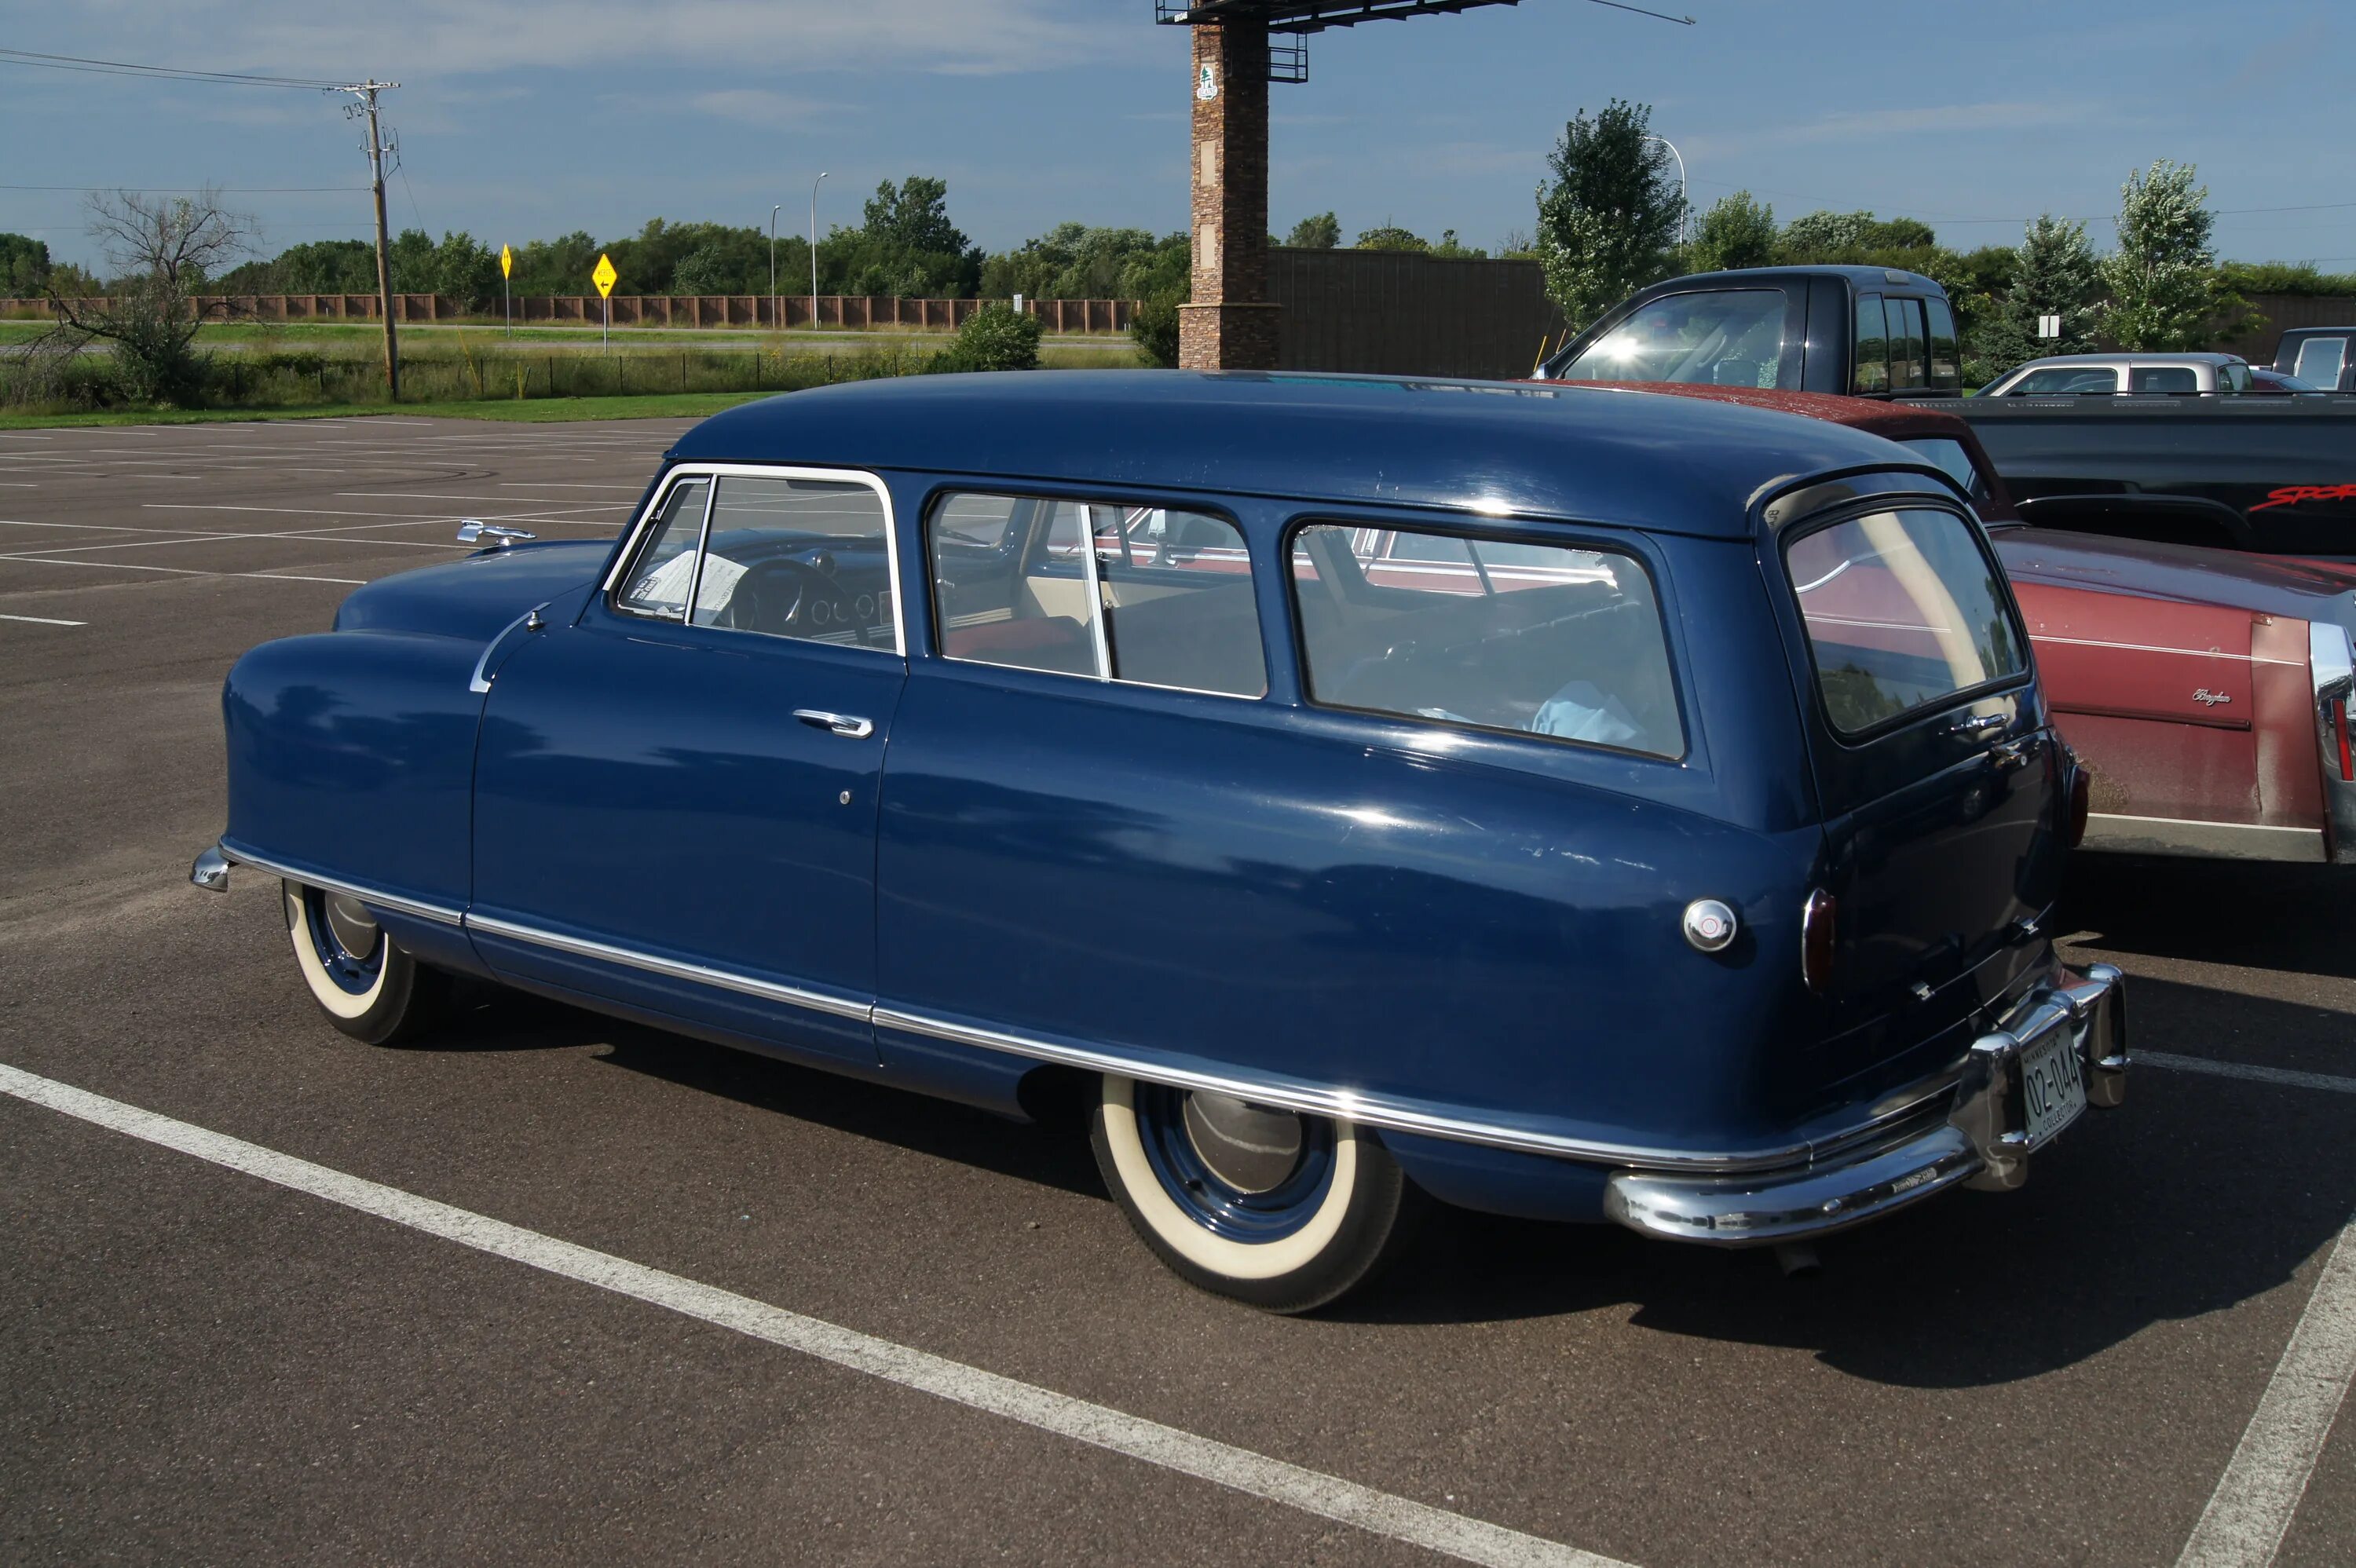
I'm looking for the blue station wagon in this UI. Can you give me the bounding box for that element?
[192,371,2127,1311]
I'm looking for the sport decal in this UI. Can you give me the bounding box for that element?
[2249,484,2356,512]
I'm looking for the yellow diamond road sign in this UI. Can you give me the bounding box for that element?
[499,243,513,280]
[592,253,616,298]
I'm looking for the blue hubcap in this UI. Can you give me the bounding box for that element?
[1133,1084,1336,1241]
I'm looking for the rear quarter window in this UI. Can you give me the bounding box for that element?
[1786,507,2025,736]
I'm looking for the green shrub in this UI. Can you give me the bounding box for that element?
[1130,292,1182,367]
[934,304,1042,373]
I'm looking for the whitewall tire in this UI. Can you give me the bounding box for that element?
[1090,1074,1421,1313]
[282,881,447,1045]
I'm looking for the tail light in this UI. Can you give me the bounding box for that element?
[1801,890,1837,994]
[2336,698,2354,784]
[2067,766,2091,848]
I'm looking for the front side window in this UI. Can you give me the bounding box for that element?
[1786,507,2025,736]
[930,494,1265,697]
[614,477,712,621]
[613,471,896,648]
[1559,289,1788,389]
[1290,523,1681,759]
[2294,336,2348,389]
[2009,366,2120,395]
[2223,362,2251,393]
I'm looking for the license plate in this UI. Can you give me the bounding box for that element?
[2019,1029,2087,1147]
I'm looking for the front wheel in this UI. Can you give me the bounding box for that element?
[1090,1076,1420,1313]
[282,882,447,1045]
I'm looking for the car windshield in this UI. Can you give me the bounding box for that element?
[1557,289,1788,388]
[1786,508,2025,736]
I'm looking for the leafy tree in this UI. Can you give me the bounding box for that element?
[1777,210,1934,261]
[1687,192,1776,273]
[669,244,732,297]
[0,232,51,295]
[1286,212,1341,249]
[934,302,1042,373]
[2102,159,2226,350]
[979,225,1174,300]
[1429,229,1487,259]
[1534,98,1685,328]
[1977,215,2102,368]
[1354,224,1429,253]
[46,188,257,406]
[1130,294,1183,367]
[863,177,966,257]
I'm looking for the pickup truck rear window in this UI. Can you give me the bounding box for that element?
[1786,508,2025,736]
[2293,336,2348,388]
[1290,524,1682,759]
[1557,289,1786,389]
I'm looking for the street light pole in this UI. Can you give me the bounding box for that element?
[770,204,781,333]
[1645,134,1688,246]
[810,171,827,334]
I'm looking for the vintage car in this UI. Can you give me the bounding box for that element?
[1608,381,2356,864]
[191,372,2126,1311]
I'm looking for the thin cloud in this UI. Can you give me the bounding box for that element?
[1684,101,2104,159]
[61,0,1141,78]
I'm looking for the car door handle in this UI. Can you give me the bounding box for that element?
[1990,736,2041,771]
[794,709,874,739]
[1944,713,2007,738]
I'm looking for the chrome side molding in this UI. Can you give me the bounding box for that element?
[457,520,538,549]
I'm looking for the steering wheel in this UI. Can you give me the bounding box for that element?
[720,557,830,635]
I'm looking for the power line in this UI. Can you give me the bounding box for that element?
[0,47,346,90]
[0,183,367,193]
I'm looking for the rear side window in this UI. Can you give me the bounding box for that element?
[1558,289,1788,389]
[930,493,1265,697]
[1925,300,1962,391]
[2131,365,2200,394]
[1289,523,1682,759]
[2293,336,2348,388]
[1852,294,1888,393]
[1885,298,1928,390]
[2010,366,2119,395]
[1901,438,1988,503]
[1787,508,2025,736]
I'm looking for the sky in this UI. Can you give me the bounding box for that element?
[2,0,2348,280]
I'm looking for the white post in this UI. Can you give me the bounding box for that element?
[810,171,828,334]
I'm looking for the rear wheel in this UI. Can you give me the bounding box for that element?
[1090,1075,1419,1313]
[282,881,446,1045]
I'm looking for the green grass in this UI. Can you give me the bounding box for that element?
[0,318,1129,350]
[0,389,783,430]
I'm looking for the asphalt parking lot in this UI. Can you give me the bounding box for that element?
[3,414,2354,1567]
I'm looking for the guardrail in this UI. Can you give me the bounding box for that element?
[0,294,1140,333]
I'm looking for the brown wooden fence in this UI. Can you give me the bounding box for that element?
[0,294,1137,332]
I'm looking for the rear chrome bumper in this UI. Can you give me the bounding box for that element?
[1605,963,2127,1246]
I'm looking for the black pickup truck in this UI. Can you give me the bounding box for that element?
[1538,267,2356,557]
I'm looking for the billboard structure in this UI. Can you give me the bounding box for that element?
[1154,0,1688,370]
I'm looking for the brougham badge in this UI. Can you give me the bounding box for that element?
[2193,689,2232,706]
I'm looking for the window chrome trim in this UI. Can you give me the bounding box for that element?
[462,912,873,1022]
[602,462,905,657]
[212,841,466,927]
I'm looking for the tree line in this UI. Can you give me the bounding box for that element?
[1531,98,2336,374]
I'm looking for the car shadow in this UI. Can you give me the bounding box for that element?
[1339,973,2355,1386]
[2058,853,2356,980]
[418,974,2350,1387]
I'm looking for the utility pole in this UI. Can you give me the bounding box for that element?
[338,79,402,398]
[810,171,826,333]
[770,204,781,332]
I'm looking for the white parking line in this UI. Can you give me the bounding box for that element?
[0,1062,1622,1568]
[2176,1218,2356,1567]
[2141,1052,2356,1096]
[0,556,363,586]
[0,612,85,626]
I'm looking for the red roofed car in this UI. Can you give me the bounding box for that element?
[1602,382,2356,865]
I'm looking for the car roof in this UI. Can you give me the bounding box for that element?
[1632,265,1944,291]
[668,371,1937,541]
[2002,353,2244,367]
